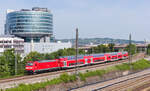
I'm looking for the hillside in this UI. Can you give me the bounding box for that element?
[57,38,144,46]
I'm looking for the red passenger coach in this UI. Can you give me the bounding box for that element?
[84,55,93,64]
[60,55,86,68]
[91,54,105,64]
[110,52,118,61]
[104,53,112,61]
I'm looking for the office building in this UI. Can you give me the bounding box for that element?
[0,35,24,54]
[5,7,72,55]
[5,7,53,43]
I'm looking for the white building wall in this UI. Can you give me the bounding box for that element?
[24,42,72,55]
[0,36,24,55]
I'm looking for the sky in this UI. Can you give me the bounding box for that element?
[0,0,150,41]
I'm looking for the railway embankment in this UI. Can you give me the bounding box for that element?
[3,58,150,91]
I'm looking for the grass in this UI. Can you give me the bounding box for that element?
[4,59,150,91]
[79,70,106,81]
[132,59,150,70]
[5,73,76,91]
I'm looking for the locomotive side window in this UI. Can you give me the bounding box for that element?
[27,63,33,66]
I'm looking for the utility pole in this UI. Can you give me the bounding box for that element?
[75,28,78,76]
[31,38,34,52]
[15,51,17,75]
[129,34,132,70]
[144,39,147,55]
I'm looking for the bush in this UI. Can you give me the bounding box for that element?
[59,73,77,83]
[115,63,130,71]
[132,59,150,70]
[79,70,106,81]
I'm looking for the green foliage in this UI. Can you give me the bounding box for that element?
[59,73,77,83]
[0,49,22,78]
[105,66,118,73]
[125,44,137,55]
[5,73,75,91]
[79,70,106,81]
[0,56,10,78]
[114,59,150,71]
[115,63,130,71]
[132,59,150,70]
[87,44,112,54]
[147,44,150,55]
[23,51,44,63]
[108,43,115,52]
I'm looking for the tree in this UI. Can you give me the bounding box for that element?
[0,56,10,77]
[0,49,22,77]
[79,49,86,54]
[23,51,44,63]
[3,49,16,75]
[147,44,150,55]
[108,43,115,52]
[125,44,137,55]
[66,48,76,55]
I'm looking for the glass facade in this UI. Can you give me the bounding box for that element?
[5,8,53,42]
[6,11,53,34]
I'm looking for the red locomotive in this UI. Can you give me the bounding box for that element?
[26,52,128,74]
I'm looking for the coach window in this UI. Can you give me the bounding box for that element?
[119,55,121,57]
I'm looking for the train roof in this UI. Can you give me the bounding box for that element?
[60,55,85,60]
[60,53,105,60]
[59,52,127,60]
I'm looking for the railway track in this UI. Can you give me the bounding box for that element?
[0,53,145,89]
[102,73,150,91]
[71,67,150,91]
